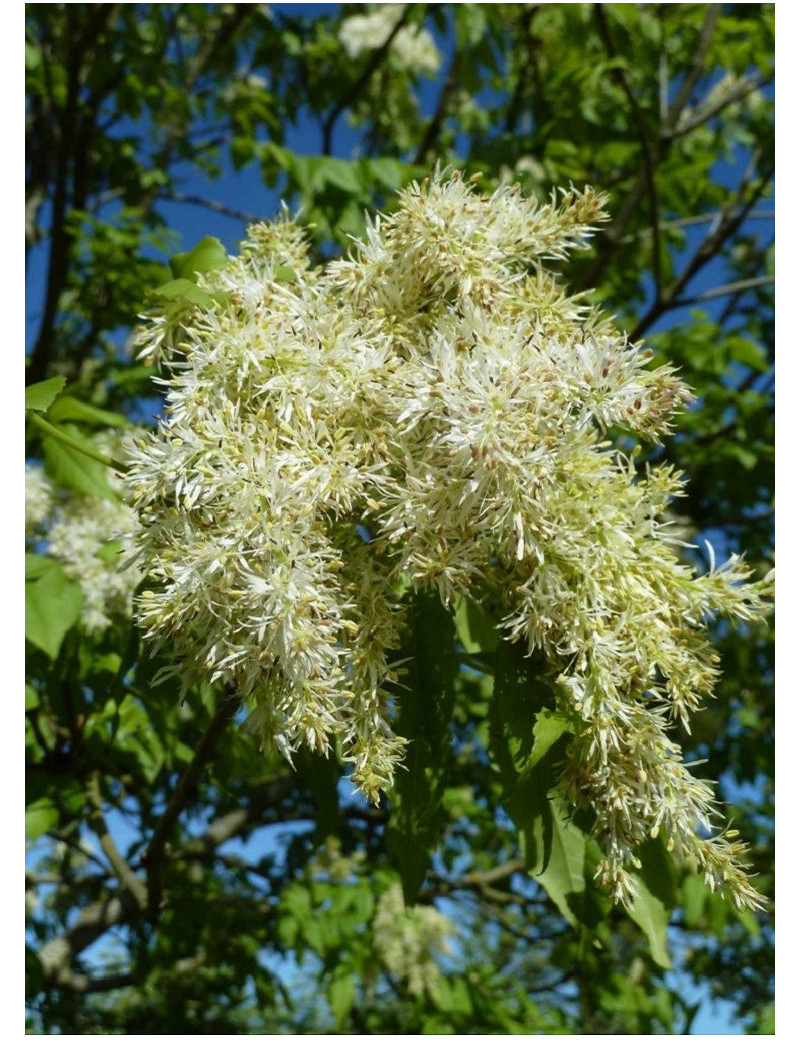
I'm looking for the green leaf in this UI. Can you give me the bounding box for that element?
[168,236,228,279]
[153,278,216,308]
[728,336,769,371]
[527,709,573,770]
[25,560,83,659]
[387,592,458,903]
[43,426,117,500]
[489,640,553,781]
[296,747,341,839]
[116,694,166,782]
[322,157,366,195]
[626,838,676,968]
[327,965,356,1025]
[755,1002,775,1034]
[48,395,132,428]
[25,376,66,413]
[25,947,44,996]
[25,797,59,840]
[364,156,417,190]
[25,552,61,580]
[489,651,590,924]
[230,136,256,170]
[455,5,488,48]
[511,711,589,924]
[513,784,588,925]
[432,975,473,1015]
[454,595,500,654]
[25,683,40,711]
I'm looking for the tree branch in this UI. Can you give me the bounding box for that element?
[630,159,773,339]
[620,210,774,244]
[594,4,663,294]
[413,35,459,165]
[32,766,298,998]
[577,5,723,292]
[670,71,773,141]
[144,689,240,917]
[674,274,774,308]
[32,888,143,994]
[160,190,267,225]
[660,5,723,138]
[85,772,148,909]
[425,857,526,902]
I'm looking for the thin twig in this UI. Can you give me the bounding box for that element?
[620,210,774,244]
[414,30,459,165]
[85,772,148,909]
[161,190,267,225]
[630,158,773,340]
[674,274,774,307]
[33,889,144,994]
[669,71,773,141]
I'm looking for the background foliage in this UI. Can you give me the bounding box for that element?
[25,4,774,1034]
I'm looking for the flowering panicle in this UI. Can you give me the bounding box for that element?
[126,170,772,910]
[372,883,455,998]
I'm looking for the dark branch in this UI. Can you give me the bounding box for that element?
[630,159,773,340]
[144,689,239,917]
[578,5,723,292]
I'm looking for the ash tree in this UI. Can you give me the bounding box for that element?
[26,5,774,1035]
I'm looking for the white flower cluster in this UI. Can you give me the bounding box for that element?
[26,451,141,634]
[126,171,772,909]
[25,463,54,538]
[372,883,455,998]
[338,5,440,73]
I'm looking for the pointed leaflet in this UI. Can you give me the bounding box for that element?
[168,235,229,279]
[386,592,458,903]
[489,639,550,783]
[327,963,356,1027]
[508,715,588,925]
[296,746,341,840]
[626,837,677,968]
[25,798,59,840]
[42,426,118,501]
[490,644,590,925]
[454,594,501,655]
[25,555,84,659]
[153,278,217,308]
[25,376,66,413]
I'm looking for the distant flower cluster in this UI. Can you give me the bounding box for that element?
[26,449,141,634]
[338,5,440,73]
[127,171,772,910]
[372,884,455,998]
